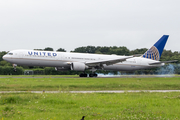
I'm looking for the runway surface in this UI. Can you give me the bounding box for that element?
[0,75,178,78]
[1,90,180,94]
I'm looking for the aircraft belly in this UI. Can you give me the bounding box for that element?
[104,64,149,71]
[10,58,66,67]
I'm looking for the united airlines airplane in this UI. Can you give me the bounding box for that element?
[3,35,176,77]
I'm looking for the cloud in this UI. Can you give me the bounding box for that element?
[0,0,180,52]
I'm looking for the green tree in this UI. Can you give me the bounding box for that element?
[0,66,23,75]
[130,48,148,55]
[0,61,11,66]
[72,46,97,53]
[98,47,110,54]
[57,48,66,52]
[34,49,43,51]
[110,46,130,55]
[44,47,54,51]
[0,51,7,61]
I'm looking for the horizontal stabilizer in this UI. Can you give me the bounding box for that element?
[149,60,178,65]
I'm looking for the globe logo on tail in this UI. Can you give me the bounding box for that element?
[142,46,160,61]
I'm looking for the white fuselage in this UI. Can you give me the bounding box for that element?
[3,49,164,71]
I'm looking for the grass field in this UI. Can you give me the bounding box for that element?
[0,75,180,91]
[0,92,180,120]
[0,75,180,120]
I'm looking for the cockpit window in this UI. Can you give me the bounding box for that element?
[7,53,13,55]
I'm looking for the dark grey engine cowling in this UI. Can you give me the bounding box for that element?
[71,62,87,71]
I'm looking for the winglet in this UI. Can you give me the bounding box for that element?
[141,35,169,61]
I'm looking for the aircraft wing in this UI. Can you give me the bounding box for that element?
[85,56,133,67]
[149,60,178,65]
[133,54,143,57]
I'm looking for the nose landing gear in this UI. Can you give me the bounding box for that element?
[13,64,17,72]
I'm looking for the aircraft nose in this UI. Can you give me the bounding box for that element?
[2,55,7,60]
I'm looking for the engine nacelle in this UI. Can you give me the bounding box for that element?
[71,62,87,71]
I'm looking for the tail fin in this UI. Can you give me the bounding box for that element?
[141,35,169,61]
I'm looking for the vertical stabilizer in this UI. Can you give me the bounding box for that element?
[141,35,169,61]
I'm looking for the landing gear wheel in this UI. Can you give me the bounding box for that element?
[94,73,97,77]
[79,73,88,77]
[89,73,98,77]
[13,64,17,72]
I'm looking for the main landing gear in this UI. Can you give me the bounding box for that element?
[79,67,98,77]
[79,73,88,77]
[89,73,98,77]
[79,73,98,77]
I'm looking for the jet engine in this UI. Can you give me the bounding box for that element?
[71,62,87,71]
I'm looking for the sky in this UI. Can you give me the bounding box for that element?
[0,0,180,52]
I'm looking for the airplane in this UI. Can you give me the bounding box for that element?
[3,35,177,77]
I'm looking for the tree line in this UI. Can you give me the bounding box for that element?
[0,46,179,75]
